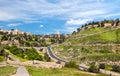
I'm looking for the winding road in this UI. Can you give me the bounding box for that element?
[47,46,68,64]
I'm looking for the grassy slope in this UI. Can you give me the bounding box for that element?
[0,66,17,76]
[27,66,106,76]
[52,27,120,62]
[0,56,4,62]
[66,27,120,44]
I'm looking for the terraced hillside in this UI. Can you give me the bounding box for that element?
[52,19,120,64]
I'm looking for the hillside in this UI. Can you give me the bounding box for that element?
[52,19,120,64]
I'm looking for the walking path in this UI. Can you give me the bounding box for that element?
[15,66,29,76]
[100,69,120,76]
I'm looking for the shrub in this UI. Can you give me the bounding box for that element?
[56,61,61,64]
[44,52,51,62]
[25,48,43,61]
[2,45,10,50]
[0,56,4,62]
[88,63,99,73]
[4,45,43,61]
[65,61,78,69]
[99,63,105,69]
[112,65,120,72]
[0,49,9,58]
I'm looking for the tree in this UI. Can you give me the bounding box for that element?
[77,28,80,32]
[112,65,120,72]
[72,31,76,35]
[44,52,51,62]
[99,63,105,69]
[100,21,105,27]
[115,18,119,26]
[88,62,99,73]
[11,29,14,31]
[65,61,78,69]
[26,48,43,64]
[0,49,9,62]
[1,35,8,41]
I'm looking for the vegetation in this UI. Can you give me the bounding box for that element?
[4,45,43,61]
[44,52,51,62]
[0,56,4,62]
[24,48,43,61]
[27,66,105,76]
[65,61,78,69]
[88,62,99,73]
[86,54,120,61]
[0,66,17,76]
[99,63,105,69]
[52,19,120,63]
[112,65,120,72]
[0,49,8,62]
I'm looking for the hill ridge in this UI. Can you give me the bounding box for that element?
[52,19,120,64]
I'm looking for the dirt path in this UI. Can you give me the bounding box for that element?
[15,66,29,76]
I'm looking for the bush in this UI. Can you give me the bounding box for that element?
[44,52,51,62]
[0,56,4,62]
[56,61,61,64]
[5,45,43,61]
[112,65,120,72]
[0,49,9,59]
[88,63,99,73]
[65,61,78,69]
[25,48,43,61]
[2,45,10,50]
[99,63,105,69]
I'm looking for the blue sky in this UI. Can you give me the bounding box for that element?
[0,0,120,34]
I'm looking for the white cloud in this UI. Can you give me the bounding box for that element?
[0,0,113,22]
[63,26,78,33]
[0,0,120,35]
[66,18,93,25]
[40,24,44,28]
[64,18,93,33]
[0,11,16,21]
[7,23,21,27]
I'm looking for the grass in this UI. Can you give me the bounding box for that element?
[0,66,17,76]
[105,64,112,70]
[78,27,105,36]
[64,27,120,44]
[27,66,107,76]
[0,56,4,62]
[38,52,44,55]
[52,44,120,63]
[52,27,120,63]
[87,54,120,61]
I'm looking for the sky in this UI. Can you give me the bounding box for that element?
[0,0,120,35]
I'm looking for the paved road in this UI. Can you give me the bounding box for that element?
[15,66,29,76]
[47,46,68,64]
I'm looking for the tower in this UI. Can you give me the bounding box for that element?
[55,30,60,38]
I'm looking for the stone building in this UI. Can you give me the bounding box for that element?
[104,23,112,28]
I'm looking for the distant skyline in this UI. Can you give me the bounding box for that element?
[0,0,120,34]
